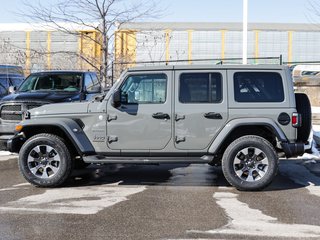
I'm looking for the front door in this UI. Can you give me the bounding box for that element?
[107,71,172,151]
[174,70,228,150]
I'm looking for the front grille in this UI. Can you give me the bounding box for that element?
[1,113,23,121]
[1,105,21,111]
[0,103,44,121]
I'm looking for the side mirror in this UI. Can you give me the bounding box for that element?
[113,89,121,108]
[87,85,102,93]
[8,86,16,94]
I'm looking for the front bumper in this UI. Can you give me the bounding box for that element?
[0,122,19,151]
[7,133,24,153]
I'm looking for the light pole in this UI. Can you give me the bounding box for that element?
[243,0,248,64]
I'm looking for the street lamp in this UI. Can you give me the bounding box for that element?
[243,0,248,64]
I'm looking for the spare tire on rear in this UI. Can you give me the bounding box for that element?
[295,93,312,143]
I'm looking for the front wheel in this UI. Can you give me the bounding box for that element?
[19,134,73,187]
[222,135,278,191]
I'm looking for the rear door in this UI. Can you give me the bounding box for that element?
[174,70,228,150]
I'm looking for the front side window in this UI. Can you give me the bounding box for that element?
[179,73,222,103]
[234,72,284,102]
[120,74,167,104]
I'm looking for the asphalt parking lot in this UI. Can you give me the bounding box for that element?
[1,156,320,240]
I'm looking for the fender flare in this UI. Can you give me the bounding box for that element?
[18,118,95,155]
[208,118,288,154]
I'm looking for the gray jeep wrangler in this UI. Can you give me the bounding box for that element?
[8,65,311,191]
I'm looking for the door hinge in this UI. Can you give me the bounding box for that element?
[107,114,117,122]
[107,136,118,143]
[175,136,186,143]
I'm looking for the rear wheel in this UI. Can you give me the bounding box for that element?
[222,135,278,191]
[19,134,73,187]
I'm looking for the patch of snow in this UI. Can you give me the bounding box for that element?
[189,187,320,238]
[0,184,146,215]
[312,107,320,114]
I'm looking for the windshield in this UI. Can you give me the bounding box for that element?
[19,73,82,92]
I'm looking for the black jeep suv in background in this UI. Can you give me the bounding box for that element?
[0,71,101,149]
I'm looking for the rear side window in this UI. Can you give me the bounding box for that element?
[179,73,222,103]
[234,72,284,102]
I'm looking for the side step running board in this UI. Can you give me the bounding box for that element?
[83,155,214,164]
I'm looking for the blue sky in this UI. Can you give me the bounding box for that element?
[0,0,315,23]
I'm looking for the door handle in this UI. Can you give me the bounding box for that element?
[152,112,170,119]
[175,136,186,143]
[175,114,185,121]
[204,112,223,119]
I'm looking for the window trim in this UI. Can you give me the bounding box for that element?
[119,73,168,105]
[178,72,223,104]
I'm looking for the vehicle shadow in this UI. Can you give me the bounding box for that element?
[66,163,230,188]
[64,160,314,192]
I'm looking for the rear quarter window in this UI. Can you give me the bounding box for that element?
[234,72,284,102]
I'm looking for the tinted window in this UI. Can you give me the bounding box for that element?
[234,72,284,102]
[121,74,167,104]
[179,73,222,103]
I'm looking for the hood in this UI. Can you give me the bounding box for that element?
[29,101,90,116]
[2,91,80,102]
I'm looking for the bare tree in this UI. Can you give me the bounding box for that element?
[21,0,162,85]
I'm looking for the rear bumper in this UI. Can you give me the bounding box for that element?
[281,142,305,158]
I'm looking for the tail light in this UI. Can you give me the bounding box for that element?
[292,112,301,127]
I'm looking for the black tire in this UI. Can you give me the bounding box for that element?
[295,93,312,143]
[19,133,73,187]
[222,135,278,191]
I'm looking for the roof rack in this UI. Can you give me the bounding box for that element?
[111,55,283,85]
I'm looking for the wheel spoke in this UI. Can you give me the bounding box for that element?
[254,148,263,157]
[50,155,61,162]
[42,168,49,178]
[49,166,59,175]
[46,146,54,155]
[234,156,242,165]
[246,169,255,182]
[260,157,269,165]
[27,155,38,163]
[235,168,245,177]
[256,168,266,178]
[240,147,249,155]
[33,146,41,154]
[30,165,41,175]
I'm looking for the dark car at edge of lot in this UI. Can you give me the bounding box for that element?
[0,70,102,150]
